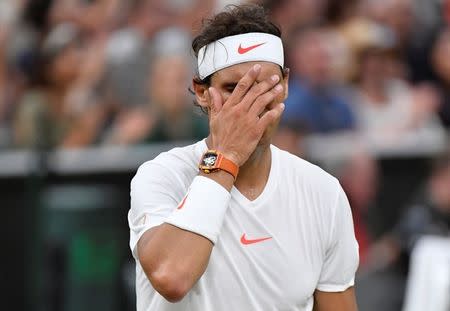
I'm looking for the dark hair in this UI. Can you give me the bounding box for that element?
[192,4,282,85]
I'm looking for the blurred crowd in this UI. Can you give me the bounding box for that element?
[0,0,449,150]
[0,0,215,150]
[0,0,449,309]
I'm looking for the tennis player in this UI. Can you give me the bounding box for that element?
[128,4,359,311]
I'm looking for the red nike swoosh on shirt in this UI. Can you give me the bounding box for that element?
[240,233,272,245]
[238,42,266,54]
[177,195,188,210]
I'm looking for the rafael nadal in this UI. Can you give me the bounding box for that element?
[128,4,359,311]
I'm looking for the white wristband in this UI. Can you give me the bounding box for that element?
[165,176,231,244]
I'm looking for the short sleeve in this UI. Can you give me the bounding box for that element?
[317,186,359,292]
[128,161,184,259]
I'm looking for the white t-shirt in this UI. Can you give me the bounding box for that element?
[128,140,359,311]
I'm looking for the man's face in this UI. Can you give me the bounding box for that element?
[208,61,289,145]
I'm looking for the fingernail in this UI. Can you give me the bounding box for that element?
[275,84,283,92]
[271,75,280,82]
[280,103,285,110]
[253,64,261,71]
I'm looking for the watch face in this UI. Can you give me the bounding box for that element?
[202,152,217,167]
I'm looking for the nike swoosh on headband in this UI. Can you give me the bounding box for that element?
[238,42,266,54]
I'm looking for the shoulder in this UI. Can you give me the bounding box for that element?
[274,145,340,194]
[273,146,351,252]
[152,141,202,167]
[132,140,205,188]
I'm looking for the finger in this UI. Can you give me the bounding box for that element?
[208,87,223,115]
[239,74,280,111]
[225,64,261,107]
[257,102,285,131]
[248,83,284,117]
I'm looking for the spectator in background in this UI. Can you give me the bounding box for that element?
[322,0,405,83]
[431,27,450,128]
[13,23,106,149]
[144,53,208,142]
[352,34,445,148]
[322,0,362,82]
[105,0,175,109]
[48,0,123,35]
[369,0,414,47]
[103,28,208,145]
[365,0,440,84]
[281,26,356,134]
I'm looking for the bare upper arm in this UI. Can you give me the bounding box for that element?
[136,223,215,302]
[313,287,358,311]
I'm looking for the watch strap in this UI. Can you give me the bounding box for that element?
[199,150,239,180]
[215,153,239,180]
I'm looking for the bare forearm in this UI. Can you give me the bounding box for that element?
[138,223,213,302]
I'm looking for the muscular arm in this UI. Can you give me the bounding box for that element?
[313,287,358,311]
[137,225,211,302]
[137,171,234,302]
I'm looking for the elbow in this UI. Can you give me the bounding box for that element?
[149,268,190,303]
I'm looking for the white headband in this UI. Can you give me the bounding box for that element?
[197,32,284,80]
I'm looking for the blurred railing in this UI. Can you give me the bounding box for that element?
[1,131,448,177]
[0,141,192,177]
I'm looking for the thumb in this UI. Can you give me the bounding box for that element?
[208,87,223,115]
